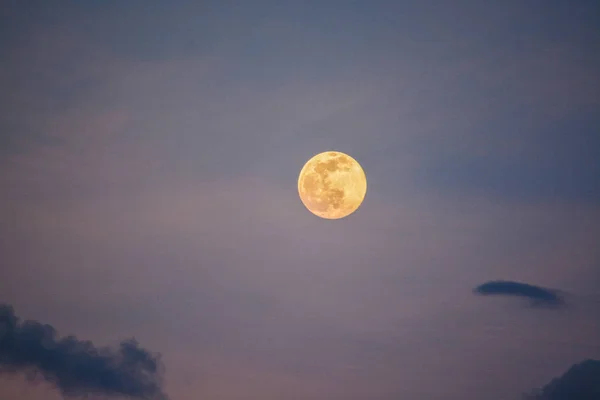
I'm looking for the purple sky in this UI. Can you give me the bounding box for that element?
[1,1,599,399]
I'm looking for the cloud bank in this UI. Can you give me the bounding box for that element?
[0,304,167,399]
[473,280,564,307]
[523,359,600,399]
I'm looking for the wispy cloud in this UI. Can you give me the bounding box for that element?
[473,280,564,308]
[0,304,167,399]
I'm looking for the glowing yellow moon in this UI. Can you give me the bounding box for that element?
[298,151,367,219]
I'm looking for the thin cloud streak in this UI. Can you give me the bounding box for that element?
[473,280,564,308]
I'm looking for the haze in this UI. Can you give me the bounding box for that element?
[1,1,599,399]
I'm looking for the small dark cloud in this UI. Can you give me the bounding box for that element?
[523,359,600,399]
[473,280,564,307]
[0,303,167,399]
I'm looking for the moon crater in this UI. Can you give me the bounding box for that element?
[298,151,367,219]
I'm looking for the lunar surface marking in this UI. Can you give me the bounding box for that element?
[298,151,367,219]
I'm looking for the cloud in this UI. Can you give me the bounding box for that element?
[523,359,600,399]
[0,304,167,399]
[473,280,564,307]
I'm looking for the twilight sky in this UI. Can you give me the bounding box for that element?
[1,1,600,399]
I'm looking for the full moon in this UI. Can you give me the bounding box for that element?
[298,151,367,219]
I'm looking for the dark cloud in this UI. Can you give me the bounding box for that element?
[473,280,564,307]
[0,303,167,399]
[523,359,600,399]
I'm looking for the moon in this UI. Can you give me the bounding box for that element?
[298,151,367,219]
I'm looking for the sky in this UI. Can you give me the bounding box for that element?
[1,1,599,399]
